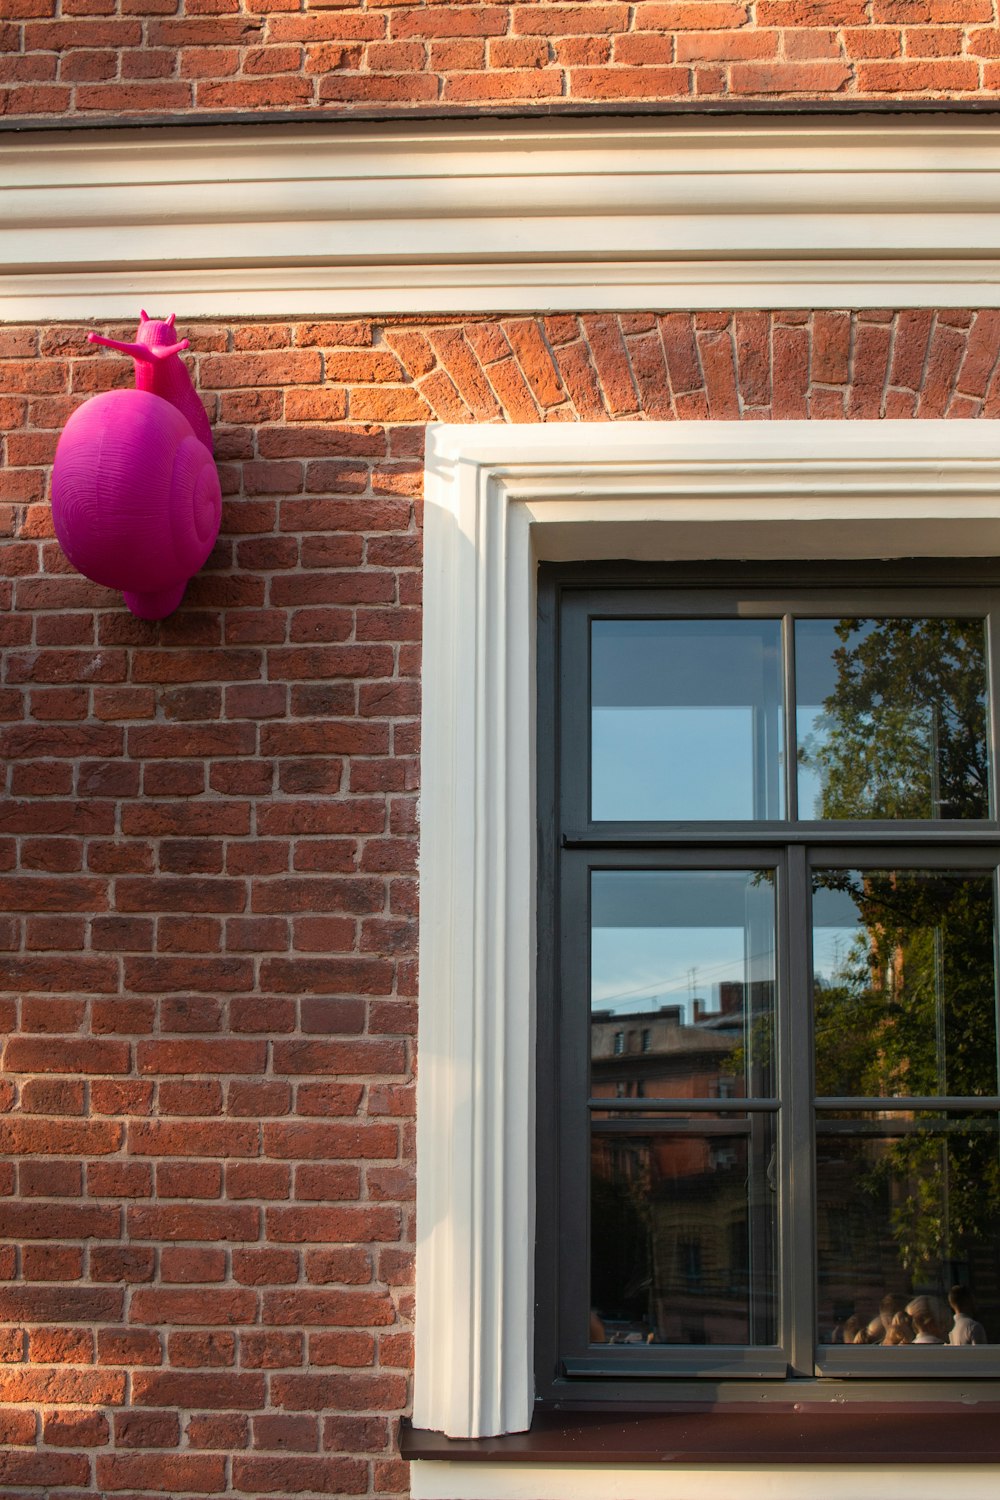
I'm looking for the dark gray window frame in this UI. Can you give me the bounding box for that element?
[535,559,1000,1409]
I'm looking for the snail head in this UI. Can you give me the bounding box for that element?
[88,311,189,364]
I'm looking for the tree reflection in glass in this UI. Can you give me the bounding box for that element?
[813,869,998,1101]
[813,868,1000,1345]
[796,618,989,820]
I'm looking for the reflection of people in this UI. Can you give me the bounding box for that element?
[589,1309,606,1343]
[864,1316,884,1345]
[884,1310,915,1345]
[842,1314,866,1344]
[879,1294,908,1339]
[906,1295,948,1344]
[948,1285,987,1345]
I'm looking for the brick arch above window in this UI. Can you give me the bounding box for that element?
[379,309,1000,423]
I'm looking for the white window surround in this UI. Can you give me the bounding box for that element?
[414,419,1000,1500]
[9,115,1000,319]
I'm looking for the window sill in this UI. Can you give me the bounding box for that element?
[401,1405,1000,1465]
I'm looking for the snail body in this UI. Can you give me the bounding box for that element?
[51,312,222,621]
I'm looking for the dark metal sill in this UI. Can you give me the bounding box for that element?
[401,1406,1000,1464]
[8,99,1000,135]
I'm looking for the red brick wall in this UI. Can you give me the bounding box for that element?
[4,1,1000,119]
[2,307,999,1497]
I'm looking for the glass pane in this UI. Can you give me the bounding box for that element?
[591,619,784,821]
[795,617,989,820]
[592,871,777,1101]
[816,1114,1000,1347]
[812,869,998,1100]
[591,1119,778,1345]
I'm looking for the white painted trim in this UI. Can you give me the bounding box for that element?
[415,420,1000,1452]
[411,1461,1000,1500]
[9,117,1000,318]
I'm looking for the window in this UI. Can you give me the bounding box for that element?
[413,421,1000,1456]
[535,563,1000,1399]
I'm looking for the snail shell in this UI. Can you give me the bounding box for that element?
[52,388,222,618]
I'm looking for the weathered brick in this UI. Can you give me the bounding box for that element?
[3,303,999,1500]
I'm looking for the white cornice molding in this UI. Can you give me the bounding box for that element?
[414,419,1000,1450]
[7,116,1000,317]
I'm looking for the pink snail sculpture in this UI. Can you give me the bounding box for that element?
[51,312,222,621]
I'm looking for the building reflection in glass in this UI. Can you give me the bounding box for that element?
[589,870,776,1346]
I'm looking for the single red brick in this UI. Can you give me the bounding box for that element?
[954,309,1000,398]
[885,387,919,418]
[847,320,892,417]
[309,1331,376,1366]
[264,1206,401,1247]
[233,1247,300,1285]
[0,1363,125,1405]
[0,1452,89,1488]
[129,1202,255,1241]
[514,2,629,32]
[772,324,810,418]
[0,1321,24,1361]
[43,1409,109,1447]
[155,1161,224,1199]
[253,1413,319,1451]
[241,1330,304,1369]
[295,1164,363,1203]
[19,1077,86,1116]
[27,1324,94,1361]
[695,325,740,418]
[0,1407,35,1444]
[916,320,967,417]
[96,1452,227,1493]
[91,1246,156,1283]
[127,1119,257,1157]
[187,1412,251,1448]
[233,1455,366,1494]
[734,310,771,410]
[444,66,564,99]
[169,1329,237,1368]
[132,1368,264,1408]
[304,1246,371,1284]
[756,0,862,17]
[97,1326,162,1364]
[271,1031,407,1075]
[730,58,852,90]
[571,62,690,95]
[270,1370,407,1413]
[114,1408,181,1448]
[124,953,253,992]
[379,1330,414,1368]
[874,0,990,18]
[323,1413,390,1451]
[614,30,676,62]
[19,1158,82,1195]
[4,1201,118,1239]
[22,1244,85,1281]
